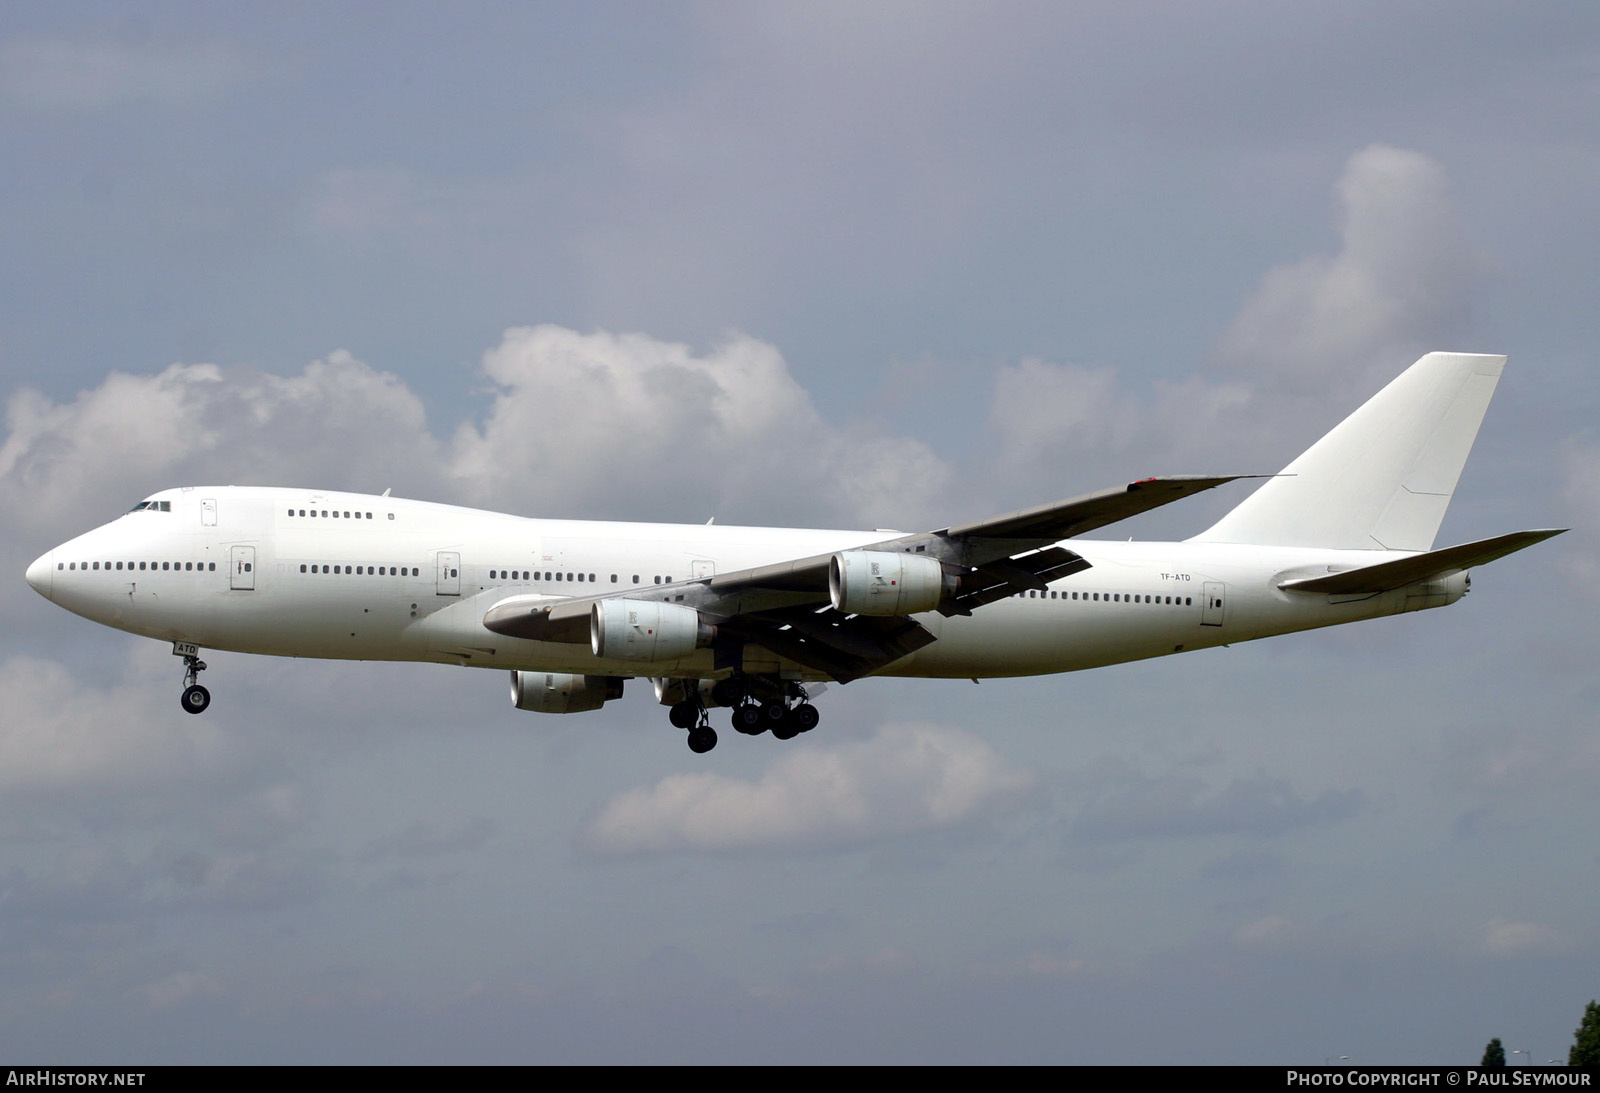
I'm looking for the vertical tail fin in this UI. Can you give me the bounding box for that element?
[1191,352,1506,551]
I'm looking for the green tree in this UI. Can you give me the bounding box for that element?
[1482,1038,1506,1066]
[1571,1000,1600,1067]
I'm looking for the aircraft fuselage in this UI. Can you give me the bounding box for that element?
[26,484,1455,682]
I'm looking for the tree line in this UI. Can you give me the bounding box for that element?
[1481,1000,1600,1066]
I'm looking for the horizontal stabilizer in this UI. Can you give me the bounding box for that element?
[1277,529,1566,594]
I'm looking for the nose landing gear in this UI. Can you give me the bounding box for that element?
[174,644,210,715]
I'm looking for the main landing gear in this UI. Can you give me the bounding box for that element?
[668,675,821,753]
[178,650,210,715]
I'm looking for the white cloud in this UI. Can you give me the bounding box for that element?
[1215,144,1484,392]
[0,353,437,546]
[449,324,949,527]
[0,656,235,799]
[1,329,947,568]
[5,142,1488,564]
[982,145,1487,504]
[582,723,1032,855]
[0,364,224,535]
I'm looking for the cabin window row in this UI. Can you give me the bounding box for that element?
[1016,589,1193,605]
[63,560,214,572]
[287,509,385,520]
[484,571,675,585]
[299,564,420,576]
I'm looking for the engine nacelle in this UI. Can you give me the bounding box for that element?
[510,671,625,714]
[590,599,713,662]
[829,550,948,616]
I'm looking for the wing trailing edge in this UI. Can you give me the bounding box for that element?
[941,474,1251,546]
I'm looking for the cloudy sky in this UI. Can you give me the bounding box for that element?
[2,1,1597,1065]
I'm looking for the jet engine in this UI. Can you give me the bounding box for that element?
[590,599,715,662]
[828,550,950,616]
[510,671,625,714]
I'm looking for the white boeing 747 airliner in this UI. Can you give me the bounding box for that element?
[24,352,1563,753]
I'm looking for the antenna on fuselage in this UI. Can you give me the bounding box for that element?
[382,488,392,497]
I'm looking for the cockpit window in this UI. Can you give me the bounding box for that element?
[127,500,172,513]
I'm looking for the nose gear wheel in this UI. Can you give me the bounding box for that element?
[178,653,210,715]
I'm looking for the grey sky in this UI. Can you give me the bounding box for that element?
[2,2,1596,1064]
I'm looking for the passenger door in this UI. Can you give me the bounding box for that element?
[230,545,256,591]
[436,551,460,596]
[1201,581,1226,626]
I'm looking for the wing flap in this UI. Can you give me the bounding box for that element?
[721,610,937,683]
[939,546,1092,615]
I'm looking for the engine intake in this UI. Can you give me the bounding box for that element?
[829,550,948,616]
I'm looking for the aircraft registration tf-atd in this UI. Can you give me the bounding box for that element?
[25,352,1563,753]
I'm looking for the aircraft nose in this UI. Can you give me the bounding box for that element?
[25,550,53,600]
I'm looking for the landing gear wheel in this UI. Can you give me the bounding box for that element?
[669,700,699,729]
[790,704,820,733]
[180,684,210,715]
[761,699,787,724]
[177,651,210,714]
[687,725,718,754]
[771,717,801,741]
[710,678,745,707]
[732,703,765,735]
